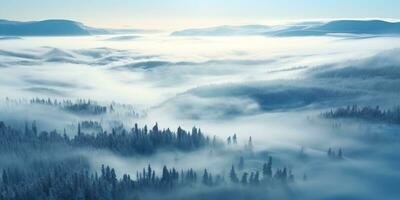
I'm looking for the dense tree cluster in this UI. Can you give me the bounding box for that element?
[0,159,295,200]
[0,155,295,200]
[322,105,400,124]
[0,121,214,156]
[79,121,103,133]
[0,121,296,200]
[74,123,218,155]
[4,98,141,118]
[29,98,107,115]
[230,156,294,185]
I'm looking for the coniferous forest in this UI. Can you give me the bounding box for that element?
[0,96,397,200]
[322,105,400,124]
[0,119,297,200]
[2,8,400,199]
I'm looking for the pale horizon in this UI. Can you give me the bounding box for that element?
[2,0,400,29]
[2,17,400,31]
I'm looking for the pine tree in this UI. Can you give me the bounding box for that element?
[249,172,254,184]
[254,171,260,185]
[263,157,272,178]
[161,166,170,183]
[229,165,239,183]
[77,123,81,136]
[147,165,152,181]
[2,169,8,185]
[238,156,244,170]
[338,148,343,159]
[202,169,209,185]
[240,172,248,185]
[32,120,37,136]
[247,136,253,151]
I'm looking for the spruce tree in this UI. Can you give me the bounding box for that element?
[229,165,239,183]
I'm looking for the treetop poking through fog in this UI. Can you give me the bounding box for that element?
[1,2,400,199]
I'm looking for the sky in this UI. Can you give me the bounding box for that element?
[1,0,400,29]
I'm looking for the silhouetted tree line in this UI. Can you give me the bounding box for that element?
[227,134,253,150]
[4,97,141,119]
[227,134,238,145]
[0,121,216,156]
[323,105,400,124]
[229,156,294,185]
[0,157,96,200]
[327,148,344,160]
[0,158,295,200]
[79,120,104,133]
[29,98,107,115]
[0,121,297,200]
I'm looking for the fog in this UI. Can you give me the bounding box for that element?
[1,32,400,199]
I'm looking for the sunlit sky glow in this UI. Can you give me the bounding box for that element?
[1,0,400,29]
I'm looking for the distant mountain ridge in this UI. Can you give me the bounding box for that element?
[269,20,400,36]
[2,19,400,37]
[172,20,400,37]
[171,25,271,36]
[0,19,92,36]
[0,19,145,36]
